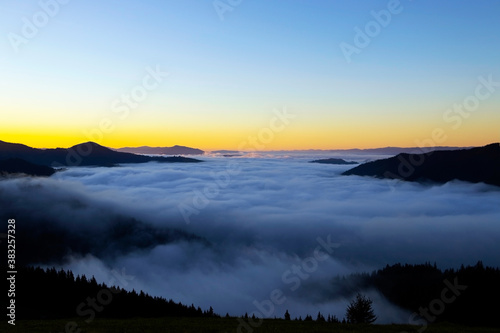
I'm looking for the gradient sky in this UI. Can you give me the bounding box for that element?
[1,0,499,150]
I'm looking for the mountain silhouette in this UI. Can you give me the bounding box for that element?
[0,141,202,167]
[309,158,358,165]
[116,145,204,155]
[342,143,500,187]
[0,158,55,177]
[275,146,469,155]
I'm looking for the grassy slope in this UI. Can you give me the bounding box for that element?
[4,318,499,333]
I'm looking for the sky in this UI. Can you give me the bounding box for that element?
[2,157,499,321]
[1,0,499,150]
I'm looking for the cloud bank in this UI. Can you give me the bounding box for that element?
[1,154,499,322]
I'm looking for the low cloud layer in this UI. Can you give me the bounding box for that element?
[1,154,499,322]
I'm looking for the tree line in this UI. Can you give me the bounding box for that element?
[7,261,500,327]
[8,266,219,320]
[330,261,500,326]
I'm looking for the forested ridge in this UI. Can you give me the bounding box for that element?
[9,266,218,320]
[8,262,500,327]
[330,261,500,326]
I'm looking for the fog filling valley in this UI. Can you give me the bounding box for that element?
[1,153,499,323]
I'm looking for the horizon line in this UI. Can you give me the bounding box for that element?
[2,139,496,152]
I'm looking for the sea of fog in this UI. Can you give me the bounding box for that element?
[2,152,500,322]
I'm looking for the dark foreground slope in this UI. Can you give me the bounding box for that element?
[0,141,202,167]
[10,267,218,320]
[0,158,55,177]
[342,143,500,186]
[8,264,500,332]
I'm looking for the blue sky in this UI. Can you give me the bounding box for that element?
[1,0,499,149]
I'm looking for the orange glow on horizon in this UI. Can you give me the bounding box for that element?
[0,129,496,152]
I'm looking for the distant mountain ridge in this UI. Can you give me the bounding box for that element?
[208,146,470,156]
[343,143,500,187]
[309,158,358,165]
[276,146,471,155]
[116,145,204,155]
[0,140,202,167]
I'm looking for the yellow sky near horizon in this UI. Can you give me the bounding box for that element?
[2,116,498,151]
